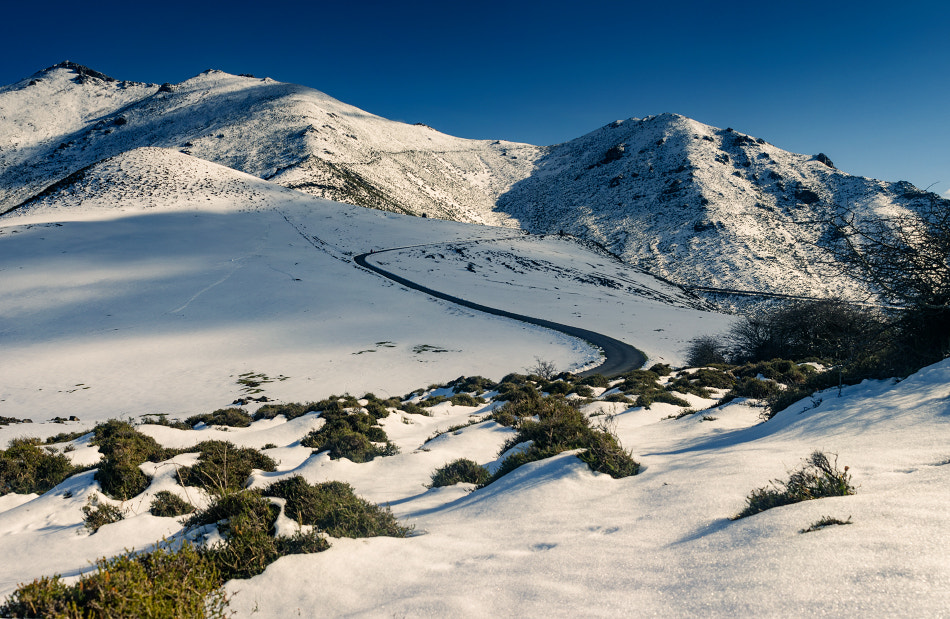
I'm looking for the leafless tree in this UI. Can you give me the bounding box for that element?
[817,191,950,366]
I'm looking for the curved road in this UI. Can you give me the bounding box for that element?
[354,249,646,378]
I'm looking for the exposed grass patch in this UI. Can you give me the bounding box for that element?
[252,401,319,421]
[149,490,195,517]
[0,544,228,619]
[185,407,252,428]
[485,397,639,484]
[800,515,853,533]
[300,407,398,463]
[177,441,276,494]
[734,451,855,520]
[139,414,190,430]
[429,459,490,487]
[91,420,179,500]
[264,476,411,538]
[0,438,78,496]
[82,495,125,533]
[448,375,497,395]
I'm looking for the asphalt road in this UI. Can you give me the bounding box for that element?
[354,250,646,377]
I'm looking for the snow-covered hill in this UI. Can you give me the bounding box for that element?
[0,145,730,426]
[497,113,945,298]
[2,62,945,301]
[0,62,536,225]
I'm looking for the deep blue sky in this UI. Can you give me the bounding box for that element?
[4,0,948,195]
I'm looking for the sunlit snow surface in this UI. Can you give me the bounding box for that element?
[1,148,947,616]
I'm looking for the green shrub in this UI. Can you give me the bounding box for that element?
[449,393,486,407]
[139,414,191,430]
[734,451,854,519]
[300,410,397,463]
[603,393,633,404]
[579,374,610,388]
[96,459,150,501]
[397,402,429,416]
[800,515,853,533]
[688,368,737,389]
[634,391,690,409]
[735,359,813,385]
[419,395,448,407]
[185,408,252,428]
[731,376,781,400]
[449,375,497,394]
[149,490,195,517]
[0,544,228,619]
[90,420,177,500]
[264,476,411,538]
[0,438,77,496]
[430,459,490,487]
[544,380,575,396]
[252,402,319,421]
[92,420,173,463]
[363,400,390,419]
[178,441,276,494]
[486,398,638,484]
[82,495,125,533]
[44,430,90,444]
[573,384,595,398]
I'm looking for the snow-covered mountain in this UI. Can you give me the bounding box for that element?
[497,113,946,298]
[2,62,944,299]
[0,62,535,226]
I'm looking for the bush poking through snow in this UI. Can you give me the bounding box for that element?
[0,438,77,496]
[82,495,125,533]
[252,402,319,421]
[486,397,639,484]
[799,515,853,533]
[300,408,398,462]
[91,420,176,500]
[185,407,252,428]
[177,441,277,494]
[430,459,491,487]
[733,451,855,519]
[0,544,228,619]
[265,476,410,538]
[149,490,195,517]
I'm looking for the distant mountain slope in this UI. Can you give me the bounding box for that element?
[497,113,947,298]
[2,64,945,301]
[0,62,535,225]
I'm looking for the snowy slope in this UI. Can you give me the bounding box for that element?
[3,64,944,302]
[0,150,731,431]
[497,113,947,299]
[0,63,536,225]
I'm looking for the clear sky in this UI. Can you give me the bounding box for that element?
[4,0,948,196]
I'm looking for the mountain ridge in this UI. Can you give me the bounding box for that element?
[2,62,945,302]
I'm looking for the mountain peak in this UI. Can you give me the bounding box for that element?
[38,61,117,83]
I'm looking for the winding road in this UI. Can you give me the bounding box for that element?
[354,248,646,378]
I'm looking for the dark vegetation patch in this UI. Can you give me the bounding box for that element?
[0,544,228,619]
[733,452,854,520]
[800,515,852,533]
[264,476,410,538]
[149,490,195,517]
[185,408,252,428]
[300,403,398,462]
[0,439,78,496]
[177,441,277,494]
[82,496,125,533]
[92,420,177,500]
[485,397,639,484]
[0,416,31,427]
[429,458,490,487]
